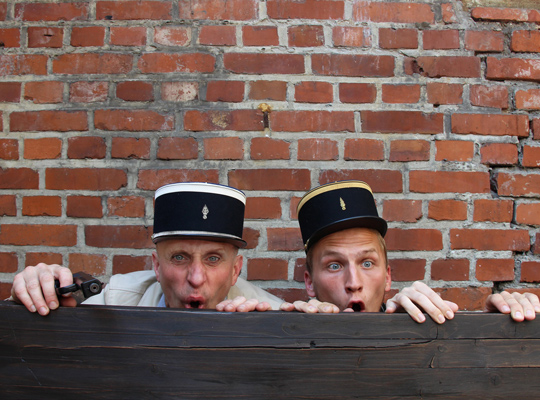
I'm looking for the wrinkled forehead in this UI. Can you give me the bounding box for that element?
[156,238,239,255]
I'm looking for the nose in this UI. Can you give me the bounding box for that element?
[187,258,206,288]
[345,266,363,293]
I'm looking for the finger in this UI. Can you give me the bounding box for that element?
[500,292,524,322]
[11,273,39,313]
[293,300,319,313]
[512,293,536,321]
[255,301,272,312]
[215,300,232,311]
[524,293,540,314]
[38,267,62,312]
[316,302,339,313]
[236,298,260,312]
[390,293,427,323]
[279,302,295,312]
[485,293,510,314]
[410,282,455,320]
[24,268,52,316]
[223,296,248,312]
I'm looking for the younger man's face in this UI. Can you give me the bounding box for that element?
[305,227,391,312]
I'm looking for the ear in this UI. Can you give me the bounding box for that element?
[230,254,243,286]
[152,251,160,282]
[304,270,316,298]
[384,265,392,292]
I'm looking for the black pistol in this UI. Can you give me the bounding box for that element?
[55,272,103,304]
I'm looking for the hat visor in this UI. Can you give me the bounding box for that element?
[152,231,247,248]
[305,216,387,251]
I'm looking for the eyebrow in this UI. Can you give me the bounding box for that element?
[319,247,380,260]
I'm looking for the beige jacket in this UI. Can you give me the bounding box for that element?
[83,270,284,310]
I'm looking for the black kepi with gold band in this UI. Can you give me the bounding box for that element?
[152,182,247,248]
[297,180,387,252]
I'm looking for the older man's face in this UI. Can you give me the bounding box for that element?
[305,228,391,312]
[152,239,242,309]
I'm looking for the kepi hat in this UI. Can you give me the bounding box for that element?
[152,182,247,248]
[297,180,387,252]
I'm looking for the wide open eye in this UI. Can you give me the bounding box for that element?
[362,260,373,269]
[328,263,342,271]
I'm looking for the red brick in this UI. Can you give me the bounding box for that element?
[426,83,463,105]
[110,27,146,46]
[436,287,491,311]
[185,110,262,131]
[389,259,425,281]
[428,200,467,221]
[71,27,105,47]
[250,137,290,160]
[435,140,474,162]
[116,81,154,101]
[243,26,279,46]
[248,81,287,101]
[379,28,418,49]
[66,196,103,218]
[451,114,529,137]
[178,0,257,20]
[0,139,18,160]
[0,82,21,102]
[486,57,540,82]
[288,25,324,47]
[319,169,403,193]
[161,82,199,102]
[294,258,307,282]
[521,261,540,282]
[423,30,459,50]
[243,227,260,250]
[470,85,508,109]
[522,145,540,167]
[154,26,191,46]
[333,26,370,47]
[95,109,173,131]
[85,225,153,249]
[0,168,38,189]
[0,55,47,76]
[471,7,529,22]
[383,200,422,223]
[70,81,109,103]
[411,56,481,78]
[0,4,7,21]
[15,3,88,21]
[140,52,215,73]
[247,258,288,280]
[297,138,338,161]
[27,27,63,48]
[270,287,308,303]
[113,255,152,275]
[53,53,132,74]
[382,84,420,104]
[516,88,540,110]
[68,254,106,276]
[0,252,18,273]
[224,53,304,74]
[107,196,145,218]
[206,81,244,102]
[339,83,376,103]
[24,81,63,104]
[204,137,244,160]
[68,137,106,159]
[442,3,457,23]
[410,171,490,193]
[272,111,354,132]
[229,169,310,191]
[516,203,540,225]
[24,138,62,160]
[11,110,87,132]
[465,30,504,52]
[431,259,469,281]
[534,118,540,140]
[512,30,540,52]
[385,229,443,251]
[22,196,61,217]
[498,173,540,197]
[25,252,63,267]
[354,2,434,23]
[267,227,303,251]
[137,171,218,192]
[0,195,16,216]
[0,224,77,246]
[389,140,429,161]
[157,137,197,160]
[344,139,384,161]
[450,229,530,251]
[295,81,332,103]
[267,0,344,19]
[473,199,513,223]
[0,28,20,47]
[476,259,514,282]
[361,111,443,134]
[480,143,518,166]
[96,1,172,20]
[199,25,236,45]
[312,54,394,77]
[46,168,127,190]
[245,197,282,220]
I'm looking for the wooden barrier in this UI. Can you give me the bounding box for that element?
[1,301,540,399]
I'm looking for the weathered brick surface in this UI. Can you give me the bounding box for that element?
[1,0,539,308]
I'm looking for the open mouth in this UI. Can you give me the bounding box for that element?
[349,302,365,312]
[187,300,203,309]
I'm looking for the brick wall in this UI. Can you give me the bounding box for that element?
[1,0,539,309]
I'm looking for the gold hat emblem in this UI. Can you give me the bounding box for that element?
[202,204,209,219]
[340,197,346,210]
